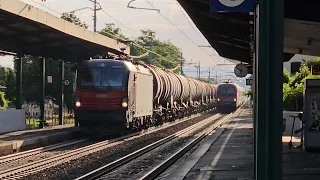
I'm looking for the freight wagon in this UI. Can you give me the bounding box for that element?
[74,58,217,134]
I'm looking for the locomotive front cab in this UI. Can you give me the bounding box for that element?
[216,83,237,113]
[74,59,130,134]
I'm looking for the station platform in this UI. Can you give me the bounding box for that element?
[166,107,254,180]
[0,124,80,156]
[283,136,320,180]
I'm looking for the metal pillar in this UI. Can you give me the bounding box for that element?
[253,4,258,179]
[15,56,22,109]
[256,0,283,179]
[59,60,65,125]
[39,57,46,128]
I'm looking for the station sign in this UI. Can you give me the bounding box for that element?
[246,78,253,86]
[311,64,320,75]
[210,0,254,12]
[47,76,53,84]
[64,80,70,86]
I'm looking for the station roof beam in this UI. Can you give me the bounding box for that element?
[0,0,130,62]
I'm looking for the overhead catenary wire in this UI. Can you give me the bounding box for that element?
[96,2,182,60]
[28,0,183,62]
[100,8,136,32]
[175,1,203,37]
[143,0,214,59]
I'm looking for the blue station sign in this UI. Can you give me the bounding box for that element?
[210,0,254,12]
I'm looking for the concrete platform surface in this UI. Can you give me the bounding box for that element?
[0,124,80,156]
[283,144,320,180]
[166,107,254,180]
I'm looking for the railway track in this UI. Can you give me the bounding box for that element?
[74,110,240,180]
[75,106,244,180]
[0,109,216,180]
[140,108,243,180]
[0,139,87,166]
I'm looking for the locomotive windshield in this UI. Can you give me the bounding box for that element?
[77,66,125,90]
[218,85,236,96]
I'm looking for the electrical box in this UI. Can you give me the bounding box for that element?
[302,79,320,150]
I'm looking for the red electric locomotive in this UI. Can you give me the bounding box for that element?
[216,82,246,113]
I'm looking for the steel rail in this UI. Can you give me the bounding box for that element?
[0,139,87,165]
[0,109,217,179]
[139,108,244,180]
[75,113,223,180]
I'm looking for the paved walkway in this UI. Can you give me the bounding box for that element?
[166,107,254,180]
[283,138,320,180]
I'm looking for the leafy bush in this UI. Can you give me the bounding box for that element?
[245,90,252,96]
[283,69,290,84]
[0,92,8,109]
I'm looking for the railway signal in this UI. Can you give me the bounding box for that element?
[246,77,253,85]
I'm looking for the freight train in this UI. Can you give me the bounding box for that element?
[74,58,218,134]
[216,82,246,113]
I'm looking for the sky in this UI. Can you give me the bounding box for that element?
[0,0,252,88]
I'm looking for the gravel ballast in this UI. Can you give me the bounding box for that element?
[21,112,217,180]
[0,138,110,172]
[99,114,224,180]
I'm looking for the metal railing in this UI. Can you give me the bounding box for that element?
[25,104,74,129]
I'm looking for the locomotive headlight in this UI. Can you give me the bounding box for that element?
[122,97,128,108]
[234,98,237,102]
[75,97,81,107]
[217,98,220,101]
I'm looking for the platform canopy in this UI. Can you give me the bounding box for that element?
[178,0,320,65]
[0,0,130,62]
[177,0,252,64]
[284,2,320,58]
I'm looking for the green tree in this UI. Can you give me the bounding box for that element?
[0,92,8,109]
[61,12,88,29]
[99,23,128,40]
[0,66,16,104]
[283,58,320,111]
[283,69,290,84]
[246,90,252,96]
[97,26,184,71]
[132,29,183,69]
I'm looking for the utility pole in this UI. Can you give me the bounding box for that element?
[148,40,153,64]
[198,62,201,79]
[93,0,97,32]
[180,52,183,75]
[208,68,211,80]
[216,71,218,83]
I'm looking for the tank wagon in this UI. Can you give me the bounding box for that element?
[216,82,246,113]
[74,58,217,134]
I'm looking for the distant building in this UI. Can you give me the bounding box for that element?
[283,54,316,76]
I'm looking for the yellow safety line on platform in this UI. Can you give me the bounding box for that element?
[196,108,245,180]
